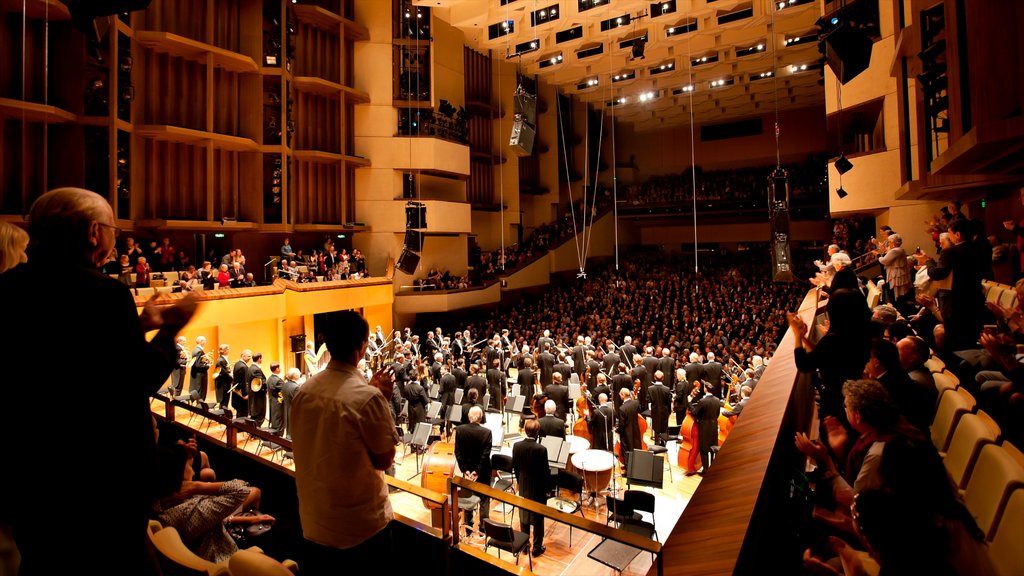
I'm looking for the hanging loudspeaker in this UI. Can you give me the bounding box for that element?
[509,118,535,156]
[404,229,424,252]
[771,208,794,283]
[396,249,420,274]
[513,93,537,126]
[405,202,427,229]
[290,335,306,353]
[822,24,873,85]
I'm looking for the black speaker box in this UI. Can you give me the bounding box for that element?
[396,249,420,274]
[509,118,535,156]
[822,25,873,85]
[405,202,427,229]
[290,335,306,353]
[404,229,424,252]
[513,92,536,125]
[771,208,794,283]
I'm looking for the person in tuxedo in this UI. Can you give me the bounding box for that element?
[213,344,232,409]
[231,349,251,418]
[538,400,566,438]
[512,419,550,557]
[516,357,535,415]
[591,372,611,405]
[486,359,505,412]
[703,352,724,398]
[658,348,676,391]
[391,352,410,399]
[647,374,673,445]
[537,329,554,352]
[585,351,602,389]
[248,353,268,426]
[610,364,632,411]
[266,362,285,435]
[602,340,620,374]
[282,368,302,440]
[452,357,468,391]
[630,354,651,413]
[673,372,694,427]
[616,388,642,473]
[454,405,492,534]
[690,381,722,475]
[466,363,487,399]
[170,336,189,396]
[571,336,587,376]
[544,372,570,421]
[619,336,637,370]
[588,393,615,451]
[722,385,751,418]
[405,375,430,434]
[438,363,457,434]
[189,336,211,401]
[553,353,572,385]
[536,343,555,388]
[641,347,660,383]
[683,352,704,385]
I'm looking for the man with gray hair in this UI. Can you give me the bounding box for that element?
[1,187,197,574]
[454,405,492,535]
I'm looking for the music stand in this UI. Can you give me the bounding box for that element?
[625,449,664,489]
[541,436,570,471]
[506,395,526,429]
[448,404,463,426]
[408,422,433,477]
[568,383,581,400]
[428,383,439,399]
[453,388,464,405]
[569,373,580,385]
[511,383,521,398]
[482,393,491,413]
[426,401,442,420]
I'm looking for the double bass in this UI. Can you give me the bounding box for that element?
[614,380,648,464]
[572,381,593,442]
[677,387,701,474]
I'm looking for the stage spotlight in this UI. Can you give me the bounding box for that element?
[834,152,853,175]
[836,187,848,199]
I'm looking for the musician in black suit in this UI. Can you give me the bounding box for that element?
[282,368,302,440]
[602,340,620,374]
[438,364,457,433]
[452,358,468,391]
[683,353,705,385]
[591,373,611,406]
[248,353,268,426]
[466,364,487,399]
[610,364,632,411]
[690,381,722,474]
[619,336,637,370]
[516,357,535,415]
[543,372,570,421]
[189,336,210,401]
[536,344,555,388]
[674,374,695,426]
[630,355,651,413]
[170,336,189,396]
[587,393,615,451]
[485,359,504,412]
[703,352,724,398]
[616,388,642,474]
[571,336,587,376]
[538,400,566,438]
[536,329,554,352]
[585,351,602,389]
[392,353,410,398]
[265,362,285,435]
[512,419,550,557]
[647,375,673,445]
[231,349,251,418]
[553,353,572,385]
[454,406,492,533]
[213,344,232,409]
[657,348,676,391]
[641,348,660,383]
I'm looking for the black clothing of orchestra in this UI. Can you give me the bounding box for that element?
[282,378,300,440]
[486,367,504,411]
[430,361,442,386]
[266,374,285,434]
[406,380,430,432]
[587,404,615,451]
[658,356,676,389]
[466,374,487,400]
[543,383,570,421]
[214,354,232,408]
[722,396,748,418]
[647,382,673,441]
[171,342,189,396]
[642,355,660,382]
[536,351,555,387]
[690,392,723,472]
[572,345,587,376]
[516,367,534,414]
[553,361,572,385]
[683,362,704,385]
[610,373,632,410]
[602,351,620,375]
[590,383,611,406]
[616,398,643,472]
[189,345,210,401]
[484,346,500,371]
[452,366,468,391]
[454,421,493,528]
[538,414,566,438]
[674,380,694,425]
[586,359,602,388]
[619,344,637,368]
[703,361,724,397]
[231,360,250,418]
[392,360,411,398]
[630,364,651,412]
[512,438,550,551]
[248,364,267,425]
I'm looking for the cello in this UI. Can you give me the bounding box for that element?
[677,384,701,474]
[614,380,648,464]
[572,382,593,442]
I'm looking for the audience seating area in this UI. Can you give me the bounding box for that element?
[147,520,297,576]
[924,356,1024,576]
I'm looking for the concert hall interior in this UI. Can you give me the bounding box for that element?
[2,0,1024,575]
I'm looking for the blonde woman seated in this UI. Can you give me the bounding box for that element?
[154,443,273,563]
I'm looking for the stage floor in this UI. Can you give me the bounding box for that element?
[156,401,701,575]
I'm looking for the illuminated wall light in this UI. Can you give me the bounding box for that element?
[757,43,764,50]
[668,27,675,33]
[531,41,537,48]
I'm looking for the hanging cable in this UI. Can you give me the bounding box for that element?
[557,92,585,274]
[770,0,782,171]
[610,41,619,271]
[685,6,699,276]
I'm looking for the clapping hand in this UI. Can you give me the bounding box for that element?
[370,365,396,401]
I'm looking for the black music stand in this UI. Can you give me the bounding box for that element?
[625,450,664,490]
[506,395,525,430]
[407,422,433,479]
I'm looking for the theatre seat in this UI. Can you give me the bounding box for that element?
[988,488,1024,576]
[962,443,1024,540]
[943,413,999,489]
[933,387,976,453]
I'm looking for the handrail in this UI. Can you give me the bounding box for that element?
[450,476,662,565]
[452,542,534,575]
[386,474,448,508]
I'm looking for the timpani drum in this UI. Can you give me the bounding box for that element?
[571,449,615,494]
[564,435,591,474]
